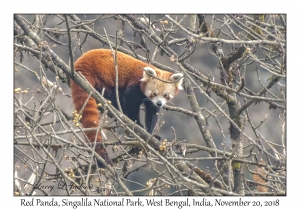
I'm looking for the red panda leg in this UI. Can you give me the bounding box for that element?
[123,86,145,126]
[71,81,110,166]
[144,100,161,140]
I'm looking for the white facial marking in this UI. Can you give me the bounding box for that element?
[145,89,151,97]
[169,94,174,99]
[152,95,167,106]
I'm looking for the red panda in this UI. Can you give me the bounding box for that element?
[70,49,184,166]
[253,160,268,192]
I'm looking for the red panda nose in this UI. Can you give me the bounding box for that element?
[156,101,162,106]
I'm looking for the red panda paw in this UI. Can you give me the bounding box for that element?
[154,134,162,141]
[96,157,111,168]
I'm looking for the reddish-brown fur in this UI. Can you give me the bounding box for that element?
[253,161,268,192]
[70,49,174,164]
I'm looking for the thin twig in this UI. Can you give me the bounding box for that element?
[64,15,75,77]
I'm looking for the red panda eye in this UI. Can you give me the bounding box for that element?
[163,93,168,97]
[153,92,157,96]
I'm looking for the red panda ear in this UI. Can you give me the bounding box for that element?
[140,67,157,82]
[169,73,184,90]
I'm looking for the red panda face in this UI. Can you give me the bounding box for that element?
[140,67,184,106]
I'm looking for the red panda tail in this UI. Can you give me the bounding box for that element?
[70,77,110,166]
[253,165,268,192]
[253,159,268,192]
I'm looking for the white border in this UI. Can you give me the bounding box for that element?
[5,1,296,208]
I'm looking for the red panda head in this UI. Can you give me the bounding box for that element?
[140,67,184,106]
